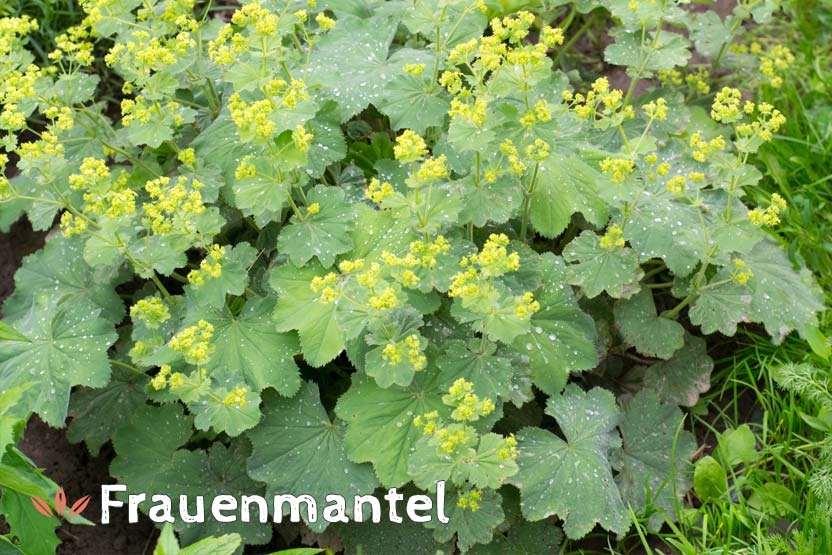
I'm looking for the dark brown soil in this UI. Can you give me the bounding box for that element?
[1,220,156,554]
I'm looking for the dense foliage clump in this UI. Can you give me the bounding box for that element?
[0,0,826,553]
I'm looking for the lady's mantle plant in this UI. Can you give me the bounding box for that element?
[0,0,825,553]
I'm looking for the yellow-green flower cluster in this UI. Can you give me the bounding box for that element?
[689,132,727,162]
[449,97,488,127]
[365,177,394,204]
[229,93,275,139]
[457,489,483,512]
[443,378,496,422]
[49,23,95,66]
[499,139,527,176]
[315,12,336,31]
[208,23,247,65]
[403,63,425,76]
[731,259,754,285]
[735,102,786,143]
[292,124,314,152]
[514,292,541,319]
[130,297,171,329]
[169,320,215,365]
[394,130,428,163]
[151,364,173,390]
[0,16,39,58]
[599,157,635,183]
[310,272,341,303]
[563,77,632,121]
[758,44,794,88]
[67,159,137,222]
[541,26,565,48]
[642,98,668,121]
[188,244,225,286]
[748,193,787,227]
[369,287,399,310]
[382,334,426,370]
[710,87,743,123]
[666,174,686,195]
[142,176,206,235]
[414,155,450,182]
[519,99,551,128]
[178,148,196,167]
[231,1,279,35]
[0,64,42,132]
[524,138,550,161]
[599,223,625,250]
[263,78,310,108]
[449,234,522,300]
[490,11,536,44]
[223,386,250,407]
[44,106,75,131]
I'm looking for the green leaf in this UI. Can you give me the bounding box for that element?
[0,294,116,426]
[336,371,450,487]
[693,456,728,502]
[364,309,426,388]
[716,425,760,467]
[271,263,345,367]
[531,157,608,239]
[378,74,449,133]
[67,365,148,456]
[409,431,518,490]
[616,390,696,530]
[605,30,691,72]
[309,16,432,119]
[347,204,414,261]
[621,186,708,278]
[614,289,685,360]
[427,489,504,552]
[247,383,378,530]
[563,230,644,299]
[688,11,732,58]
[190,387,262,437]
[512,385,629,539]
[111,403,272,545]
[436,340,514,402]
[513,254,598,395]
[0,321,30,343]
[153,523,181,555]
[690,239,825,343]
[2,234,124,324]
[277,185,355,268]
[459,173,521,227]
[189,297,301,396]
[467,520,563,555]
[642,334,713,407]
[185,243,258,309]
[179,534,243,555]
[0,490,60,555]
[339,519,451,555]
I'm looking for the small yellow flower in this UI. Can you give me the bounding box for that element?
[394,130,428,163]
[599,223,625,250]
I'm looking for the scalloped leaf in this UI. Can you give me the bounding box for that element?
[512,385,628,539]
[247,383,378,531]
[188,297,301,396]
[614,288,685,360]
[335,371,450,487]
[185,243,258,309]
[277,185,356,268]
[0,294,116,426]
[512,254,598,395]
[271,263,345,368]
[564,230,644,299]
[2,234,124,324]
[616,390,696,530]
[110,403,272,545]
[427,489,504,553]
[690,239,824,343]
[642,333,713,407]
